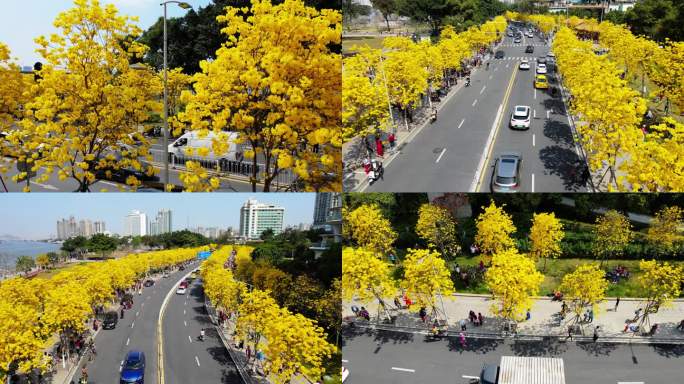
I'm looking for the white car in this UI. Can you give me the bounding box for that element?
[510,105,531,130]
[519,59,530,70]
[342,367,349,382]
[536,63,547,74]
[176,286,187,295]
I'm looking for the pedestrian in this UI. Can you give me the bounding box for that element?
[459,331,467,348]
[246,345,252,361]
[678,319,684,331]
[623,323,629,333]
[388,133,396,152]
[375,136,384,157]
[614,297,620,311]
[593,326,599,342]
[561,301,567,315]
[526,309,531,321]
[649,323,658,336]
[566,326,573,341]
[460,318,467,331]
[364,137,373,155]
[589,308,594,323]
[419,307,427,323]
[633,308,642,322]
[469,310,476,323]
[478,312,484,327]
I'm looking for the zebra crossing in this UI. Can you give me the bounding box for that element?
[494,56,544,61]
[500,43,547,47]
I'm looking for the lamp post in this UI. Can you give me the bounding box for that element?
[161,1,192,190]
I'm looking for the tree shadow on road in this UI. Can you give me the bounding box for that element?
[539,146,584,191]
[340,323,376,347]
[510,337,568,357]
[543,119,573,146]
[447,336,502,355]
[372,329,415,348]
[576,341,619,357]
[650,342,684,358]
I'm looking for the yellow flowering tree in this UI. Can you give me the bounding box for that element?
[382,37,428,130]
[10,0,160,192]
[344,204,397,256]
[593,209,632,265]
[485,249,544,323]
[646,206,684,257]
[558,264,608,327]
[401,248,454,318]
[415,203,460,257]
[529,212,564,271]
[342,247,396,321]
[636,260,683,328]
[475,201,517,257]
[178,0,342,192]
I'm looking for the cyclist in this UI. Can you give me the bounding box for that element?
[200,328,206,341]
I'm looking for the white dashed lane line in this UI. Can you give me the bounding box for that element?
[435,148,446,163]
[472,99,477,107]
[392,367,415,373]
[458,119,465,129]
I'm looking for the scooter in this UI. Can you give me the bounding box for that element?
[465,78,471,87]
[368,160,384,184]
[430,109,437,123]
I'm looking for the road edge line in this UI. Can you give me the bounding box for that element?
[471,66,518,191]
[158,265,196,384]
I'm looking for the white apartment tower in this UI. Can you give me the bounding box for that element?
[124,210,148,237]
[239,198,285,240]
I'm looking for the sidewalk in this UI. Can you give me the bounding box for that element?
[343,43,500,192]
[344,294,684,344]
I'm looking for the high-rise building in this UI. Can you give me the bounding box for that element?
[79,219,93,237]
[56,217,104,239]
[239,198,285,240]
[313,193,332,229]
[148,209,172,236]
[124,210,147,237]
[311,193,342,258]
[93,221,106,234]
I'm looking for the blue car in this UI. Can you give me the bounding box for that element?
[120,350,145,384]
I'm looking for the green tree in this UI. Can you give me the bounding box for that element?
[371,0,397,31]
[395,0,454,35]
[260,228,276,241]
[87,233,118,258]
[624,0,678,42]
[342,0,372,27]
[61,236,87,257]
[15,256,35,274]
[46,252,59,268]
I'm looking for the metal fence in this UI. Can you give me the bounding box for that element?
[152,151,298,187]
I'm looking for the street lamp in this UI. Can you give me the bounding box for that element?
[161,1,192,190]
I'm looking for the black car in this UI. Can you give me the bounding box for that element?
[525,45,534,53]
[103,311,118,329]
[143,279,154,287]
[495,50,504,59]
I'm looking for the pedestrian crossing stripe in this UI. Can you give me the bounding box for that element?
[500,43,547,47]
[494,57,544,61]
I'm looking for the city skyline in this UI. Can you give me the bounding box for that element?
[0,194,316,239]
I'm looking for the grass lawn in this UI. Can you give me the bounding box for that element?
[442,255,684,298]
[342,36,385,55]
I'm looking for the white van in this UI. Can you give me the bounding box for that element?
[167,131,248,164]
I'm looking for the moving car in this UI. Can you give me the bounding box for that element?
[491,152,522,193]
[525,45,534,53]
[495,50,505,59]
[534,74,548,89]
[167,130,249,165]
[179,281,189,289]
[536,63,547,74]
[120,350,146,384]
[519,59,530,70]
[537,56,546,64]
[190,271,198,280]
[176,286,187,295]
[102,311,118,330]
[514,37,521,44]
[143,279,154,287]
[510,106,531,130]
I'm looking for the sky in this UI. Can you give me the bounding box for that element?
[0,0,213,67]
[0,193,317,239]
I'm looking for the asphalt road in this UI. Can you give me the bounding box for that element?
[342,326,684,384]
[72,261,201,384]
[163,273,241,384]
[364,30,586,192]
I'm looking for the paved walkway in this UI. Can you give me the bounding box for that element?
[344,294,684,344]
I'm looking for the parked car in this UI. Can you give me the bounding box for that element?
[514,37,521,44]
[495,50,505,59]
[534,74,548,89]
[120,350,146,384]
[510,106,531,130]
[491,152,522,193]
[176,286,187,295]
[525,45,534,53]
[143,279,154,287]
[102,311,118,330]
[536,63,547,74]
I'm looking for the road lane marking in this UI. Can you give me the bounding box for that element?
[184,321,187,327]
[195,356,200,367]
[120,360,124,372]
[547,110,550,119]
[342,360,349,363]
[126,338,130,346]
[533,109,536,119]
[183,309,186,315]
[131,321,135,328]
[28,181,59,191]
[136,311,139,317]
[391,367,415,373]
[494,67,498,72]
[458,119,465,129]
[188,335,193,343]
[480,85,486,94]
[159,270,195,384]
[474,66,519,191]
[472,99,477,107]
[506,63,509,68]
[534,88,537,99]
[489,75,493,80]
[184,301,187,306]
[533,134,536,147]
[435,148,446,163]
[532,173,535,192]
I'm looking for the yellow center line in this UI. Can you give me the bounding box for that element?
[476,66,519,192]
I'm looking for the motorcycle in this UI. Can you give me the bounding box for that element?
[430,109,437,123]
[425,328,448,341]
[465,78,471,87]
[367,160,384,184]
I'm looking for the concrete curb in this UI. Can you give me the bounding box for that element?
[348,322,684,346]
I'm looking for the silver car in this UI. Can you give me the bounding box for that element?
[491,152,522,193]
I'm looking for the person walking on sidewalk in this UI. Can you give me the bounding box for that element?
[460,318,467,331]
[478,312,484,327]
[388,133,396,152]
[633,308,643,322]
[614,297,620,311]
[375,136,384,157]
[677,319,684,331]
[526,309,531,321]
[364,137,373,156]
[593,326,599,342]
[459,332,467,348]
[566,326,573,341]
